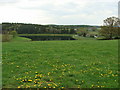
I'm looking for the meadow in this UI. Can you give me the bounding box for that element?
[2,37,119,88]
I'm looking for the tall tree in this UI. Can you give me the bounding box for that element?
[99,17,120,39]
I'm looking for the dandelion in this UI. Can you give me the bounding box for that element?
[35,72,38,74]
[97,86,100,87]
[96,68,100,70]
[77,85,80,88]
[76,80,78,82]
[112,74,114,76]
[28,80,32,82]
[53,86,55,88]
[16,66,19,68]
[34,81,37,84]
[109,70,112,74]
[18,86,20,88]
[101,74,103,76]
[11,63,14,64]
[54,83,58,86]
[50,79,52,81]
[25,72,29,74]
[115,74,118,76]
[34,85,36,87]
[48,84,51,86]
[48,72,50,75]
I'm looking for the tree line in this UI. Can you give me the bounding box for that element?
[2,16,119,40]
[2,23,95,34]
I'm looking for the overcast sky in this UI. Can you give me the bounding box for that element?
[0,0,119,25]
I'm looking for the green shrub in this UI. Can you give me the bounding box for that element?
[10,30,17,38]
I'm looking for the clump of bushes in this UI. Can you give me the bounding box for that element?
[2,30,17,42]
[10,30,18,38]
[2,34,12,42]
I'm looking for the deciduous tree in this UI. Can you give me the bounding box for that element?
[99,17,120,39]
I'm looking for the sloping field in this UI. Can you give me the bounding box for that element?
[2,39,118,88]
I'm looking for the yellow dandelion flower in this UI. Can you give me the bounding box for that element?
[35,72,38,74]
[48,84,51,86]
[25,72,28,74]
[28,80,32,82]
[112,74,114,76]
[34,85,36,86]
[77,85,80,88]
[18,86,20,88]
[97,86,100,87]
[54,84,58,86]
[109,71,112,74]
[16,66,19,68]
[48,72,50,75]
[53,87,55,88]
[76,80,78,81]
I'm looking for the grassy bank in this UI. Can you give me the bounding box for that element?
[73,35,95,40]
[11,36,31,42]
[2,38,118,88]
[18,34,75,36]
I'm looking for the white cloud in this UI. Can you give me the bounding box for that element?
[0,0,119,25]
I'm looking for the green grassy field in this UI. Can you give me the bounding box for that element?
[18,34,74,36]
[2,37,118,88]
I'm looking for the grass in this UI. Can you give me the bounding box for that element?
[73,35,95,40]
[18,34,75,36]
[11,36,31,42]
[2,37,119,88]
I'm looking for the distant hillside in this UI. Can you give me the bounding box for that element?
[2,22,100,34]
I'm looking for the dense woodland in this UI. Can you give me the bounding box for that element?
[2,22,99,34]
